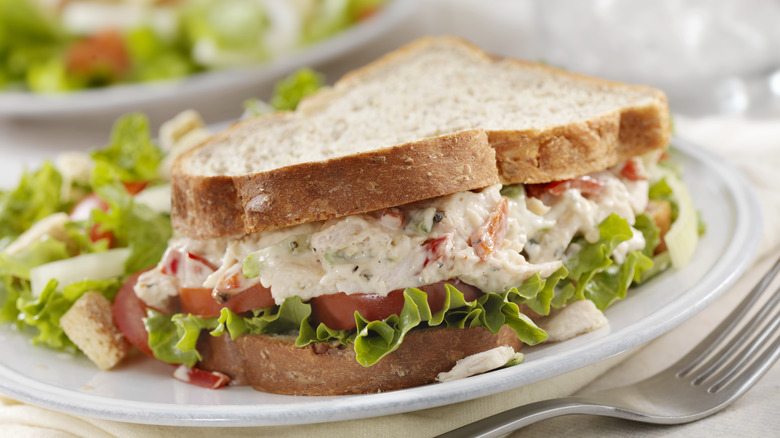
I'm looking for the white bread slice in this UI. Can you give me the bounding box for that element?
[60,292,132,370]
[172,36,669,239]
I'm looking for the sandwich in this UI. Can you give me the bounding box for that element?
[117,36,697,395]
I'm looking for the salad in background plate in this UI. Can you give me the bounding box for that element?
[0,0,385,93]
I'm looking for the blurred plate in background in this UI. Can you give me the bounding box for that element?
[0,0,415,119]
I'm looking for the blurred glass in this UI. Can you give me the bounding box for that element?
[535,0,780,116]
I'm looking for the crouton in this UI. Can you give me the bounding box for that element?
[61,291,131,370]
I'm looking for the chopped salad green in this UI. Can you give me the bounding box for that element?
[0,112,171,349]
[0,68,327,357]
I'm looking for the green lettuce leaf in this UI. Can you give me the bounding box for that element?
[269,68,325,111]
[302,0,373,44]
[16,280,72,349]
[0,0,62,45]
[144,310,219,366]
[634,213,661,258]
[0,0,66,91]
[126,27,196,82]
[243,68,325,117]
[583,250,653,310]
[90,113,164,183]
[0,237,69,280]
[145,297,317,366]
[350,290,424,366]
[346,0,386,22]
[0,275,24,322]
[296,317,355,346]
[27,58,83,93]
[564,213,633,301]
[0,161,65,246]
[515,266,569,316]
[14,277,120,350]
[90,162,171,273]
[553,213,657,310]
[639,251,672,284]
[212,296,312,339]
[503,352,526,368]
[181,0,270,68]
[0,237,70,324]
[649,177,679,222]
[632,212,668,285]
[325,285,549,367]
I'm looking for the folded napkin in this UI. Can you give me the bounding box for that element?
[1,115,779,438]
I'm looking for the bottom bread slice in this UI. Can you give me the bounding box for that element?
[196,325,523,395]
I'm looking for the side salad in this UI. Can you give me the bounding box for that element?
[0,68,319,358]
[0,0,385,93]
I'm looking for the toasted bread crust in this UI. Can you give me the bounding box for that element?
[490,105,669,184]
[172,129,499,239]
[197,325,522,395]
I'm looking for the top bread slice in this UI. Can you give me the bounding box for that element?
[172,36,670,239]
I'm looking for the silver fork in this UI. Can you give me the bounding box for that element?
[437,256,780,438]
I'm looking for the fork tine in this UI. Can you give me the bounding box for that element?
[677,256,780,378]
[690,286,780,385]
[707,308,780,393]
[716,329,780,395]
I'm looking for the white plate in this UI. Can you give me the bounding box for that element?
[0,139,762,426]
[0,0,415,118]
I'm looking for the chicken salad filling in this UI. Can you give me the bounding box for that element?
[136,157,652,309]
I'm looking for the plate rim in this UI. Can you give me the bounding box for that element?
[0,138,764,426]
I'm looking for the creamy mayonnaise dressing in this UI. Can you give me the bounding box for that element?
[250,185,562,302]
[134,159,651,306]
[524,169,648,263]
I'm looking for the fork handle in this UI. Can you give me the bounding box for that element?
[435,396,628,438]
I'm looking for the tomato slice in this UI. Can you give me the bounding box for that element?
[89,223,115,248]
[470,197,508,261]
[70,182,151,246]
[619,157,648,181]
[526,176,605,200]
[422,235,449,269]
[112,269,154,357]
[173,365,229,389]
[69,193,110,221]
[70,194,115,247]
[378,208,405,229]
[545,176,604,197]
[69,182,150,221]
[310,279,483,330]
[122,181,149,195]
[355,5,380,21]
[180,283,274,318]
[66,29,130,81]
